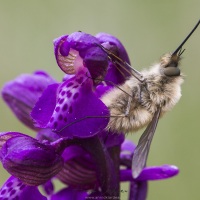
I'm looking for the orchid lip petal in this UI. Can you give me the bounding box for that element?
[38,68,110,138]
[0,176,47,200]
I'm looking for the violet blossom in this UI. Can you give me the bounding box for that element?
[0,31,179,200]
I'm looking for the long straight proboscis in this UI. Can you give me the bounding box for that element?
[172,19,200,56]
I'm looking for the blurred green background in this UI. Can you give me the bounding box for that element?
[0,1,199,199]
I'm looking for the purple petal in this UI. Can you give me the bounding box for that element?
[67,32,99,55]
[36,129,61,142]
[96,32,131,84]
[78,136,119,197]
[83,47,108,85]
[120,165,179,182]
[0,176,47,200]
[0,132,63,186]
[33,68,109,138]
[120,140,135,168]
[54,33,109,85]
[96,32,130,64]
[56,145,97,190]
[129,181,147,200]
[99,130,125,148]
[121,139,136,153]
[50,186,87,200]
[95,85,113,98]
[1,71,56,130]
[54,35,85,75]
[61,145,89,161]
[136,165,179,181]
[31,83,59,128]
[42,180,54,196]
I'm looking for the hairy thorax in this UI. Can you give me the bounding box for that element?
[101,61,184,133]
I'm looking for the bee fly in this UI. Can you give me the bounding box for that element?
[99,19,200,178]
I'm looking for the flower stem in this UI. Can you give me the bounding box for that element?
[75,135,119,198]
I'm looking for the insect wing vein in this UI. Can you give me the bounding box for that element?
[132,107,161,178]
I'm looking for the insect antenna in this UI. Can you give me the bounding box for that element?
[96,43,144,82]
[172,19,200,56]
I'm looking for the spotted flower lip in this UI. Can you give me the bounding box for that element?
[1,71,56,130]
[31,68,110,138]
[0,132,63,186]
[0,176,47,200]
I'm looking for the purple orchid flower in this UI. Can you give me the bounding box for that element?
[0,132,178,200]
[0,31,180,200]
[1,71,56,130]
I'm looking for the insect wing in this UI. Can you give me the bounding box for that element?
[132,107,161,178]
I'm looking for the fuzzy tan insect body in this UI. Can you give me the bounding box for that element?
[101,53,184,133]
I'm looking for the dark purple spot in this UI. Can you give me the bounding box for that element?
[54,122,58,129]
[58,115,63,121]
[64,117,67,122]
[62,104,68,111]
[1,189,6,195]
[55,106,60,112]
[10,189,16,196]
[61,91,65,96]
[19,184,25,190]
[76,76,83,84]
[66,91,72,98]
[6,182,13,187]
[59,98,64,104]
[69,106,73,114]
[67,82,74,87]
[50,117,54,123]
[8,187,12,192]
[73,85,79,88]
[13,197,19,200]
[17,182,23,187]
[73,92,79,99]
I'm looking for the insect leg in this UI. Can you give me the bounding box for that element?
[54,114,130,133]
[125,96,132,116]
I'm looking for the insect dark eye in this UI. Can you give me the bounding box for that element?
[163,66,180,76]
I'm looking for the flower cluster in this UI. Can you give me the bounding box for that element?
[0,32,179,200]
